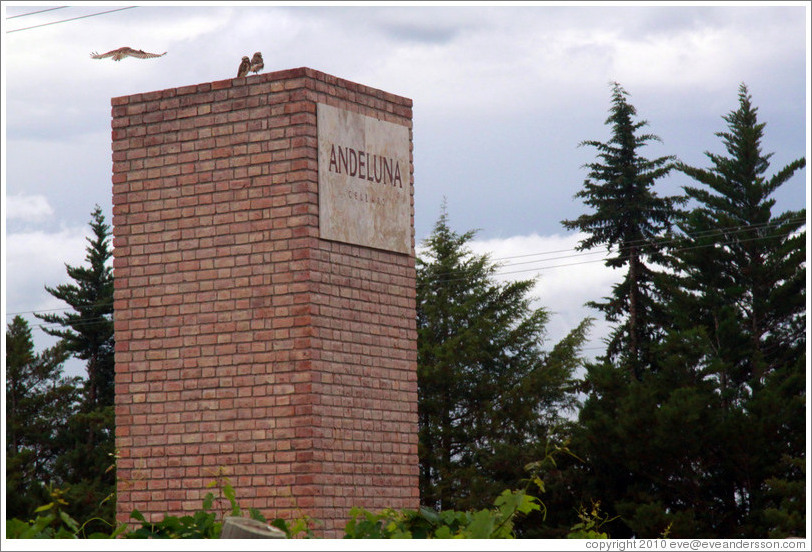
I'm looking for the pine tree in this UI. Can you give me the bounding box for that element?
[33,205,117,530]
[569,84,806,539]
[5,316,81,519]
[36,205,115,409]
[562,82,680,378]
[571,327,741,538]
[417,204,590,512]
[672,83,806,536]
[675,83,805,392]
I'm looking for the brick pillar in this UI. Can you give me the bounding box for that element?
[111,67,418,537]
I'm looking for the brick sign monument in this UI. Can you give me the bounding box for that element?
[111,67,418,537]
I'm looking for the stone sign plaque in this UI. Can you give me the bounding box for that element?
[318,103,411,254]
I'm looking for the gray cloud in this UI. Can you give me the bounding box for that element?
[4,4,807,356]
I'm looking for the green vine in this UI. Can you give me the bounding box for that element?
[7,449,610,540]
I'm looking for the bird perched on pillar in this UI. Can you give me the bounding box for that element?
[90,47,166,61]
[250,52,264,74]
[237,56,251,78]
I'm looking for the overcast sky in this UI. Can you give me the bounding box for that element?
[2,2,809,378]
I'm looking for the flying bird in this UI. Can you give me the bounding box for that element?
[237,56,251,78]
[90,47,166,61]
[250,52,264,74]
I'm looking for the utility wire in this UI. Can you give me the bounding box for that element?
[423,219,806,283]
[6,219,803,320]
[475,217,806,264]
[527,217,802,262]
[7,215,804,322]
[497,217,806,269]
[9,225,803,323]
[6,6,68,19]
[421,216,805,270]
[423,229,803,285]
[6,306,79,317]
[5,6,136,33]
[7,219,806,318]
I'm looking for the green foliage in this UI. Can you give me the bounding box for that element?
[417,203,590,512]
[5,485,125,539]
[344,448,610,540]
[344,488,541,539]
[761,455,806,538]
[268,515,317,539]
[23,206,118,531]
[7,476,277,540]
[669,83,806,536]
[35,205,115,409]
[48,405,117,534]
[565,83,807,539]
[124,471,308,539]
[5,316,81,520]
[8,455,611,540]
[567,502,613,539]
[674,83,806,390]
[572,329,740,538]
[561,82,680,378]
[125,502,222,539]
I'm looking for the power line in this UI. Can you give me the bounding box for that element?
[6,306,76,317]
[7,218,806,317]
[483,230,803,281]
[418,217,805,273]
[6,221,804,320]
[29,317,114,332]
[6,6,68,19]
[499,217,806,269]
[5,6,136,34]
[424,229,802,285]
[422,218,806,284]
[6,214,803,322]
[477,217,807,265]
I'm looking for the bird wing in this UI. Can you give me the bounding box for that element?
[90,47,165,60]
[90,49,120,59]
[127,49,167,59]
[250,53,264,72]
[238,59,250,77]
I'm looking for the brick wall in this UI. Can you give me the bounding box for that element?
[111,67,418,537]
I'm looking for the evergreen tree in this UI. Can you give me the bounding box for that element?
[672,83,806,536]
[568,84,806,539]
[674,83,805,394]
[36,205,115,409]
[570,328,738,538]
[33,205,117,530]
[417,204,590,512]
[5,316,81,519]
[562,82,680,378]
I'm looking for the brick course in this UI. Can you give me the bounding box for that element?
[112,67,417,537]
